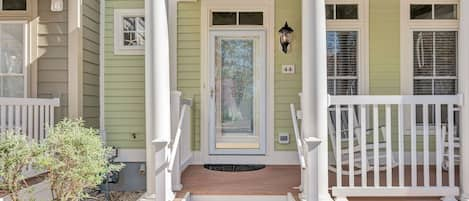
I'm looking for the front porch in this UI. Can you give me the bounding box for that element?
[142,0,469,200]
[177,165,460,201]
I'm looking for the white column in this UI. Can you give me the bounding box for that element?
[145,0,173,200]
[302,0,332,201]
[459,1,469,200]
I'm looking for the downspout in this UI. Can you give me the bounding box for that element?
[99,0,106,143]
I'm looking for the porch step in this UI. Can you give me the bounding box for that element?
[177,192,298,201]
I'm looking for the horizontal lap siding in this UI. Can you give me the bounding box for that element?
[83,0,100,128]
[37,1,69,121]
[369,0,402,151]
[178,2,201,150]
[275,0,302,151]
[104,0,145,148]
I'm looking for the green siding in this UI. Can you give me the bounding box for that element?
[274,0,302,151]
[104,0,146,148]
[177,1,201,150]
[369,0,401,95]
[82,0,101,128]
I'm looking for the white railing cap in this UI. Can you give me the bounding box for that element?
[0,98,60,106]
[329,94,463,105]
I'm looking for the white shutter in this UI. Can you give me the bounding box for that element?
[327,31,358,95]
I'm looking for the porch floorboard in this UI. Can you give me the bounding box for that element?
[178,165,460,201]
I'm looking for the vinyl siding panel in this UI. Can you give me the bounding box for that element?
[177,1,201,150]
[274,0,302,151]
[82,0,101,128]
[104,0,146,148]
[37,1,69,121]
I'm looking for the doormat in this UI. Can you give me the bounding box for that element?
[203,164,266,172]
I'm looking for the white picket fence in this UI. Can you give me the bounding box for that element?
[328,95,462,201]
[0,98,60,177]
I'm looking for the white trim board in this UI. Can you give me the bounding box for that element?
[113,149,146,162]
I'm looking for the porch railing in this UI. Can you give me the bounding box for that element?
[290,104,307,169]
[328,95,462,201]
[170,91,193,191]
[0,97,60,177]
[0,97,60,143]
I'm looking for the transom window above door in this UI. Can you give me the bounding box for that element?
[0,0,27,11]
[211,11,264,26]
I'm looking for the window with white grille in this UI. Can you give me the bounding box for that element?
[413,31,458,95]
[114,9,145,55]
[327,31,358,95]
[326,0,367,95]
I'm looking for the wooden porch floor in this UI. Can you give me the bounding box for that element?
[178,165,460,201]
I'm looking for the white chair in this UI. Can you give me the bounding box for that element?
[327,106,397,175]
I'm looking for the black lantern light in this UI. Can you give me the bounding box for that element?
[278,22,294,54]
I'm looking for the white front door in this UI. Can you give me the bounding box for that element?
[208,30,266,155]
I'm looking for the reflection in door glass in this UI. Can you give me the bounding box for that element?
[216,38,254,136]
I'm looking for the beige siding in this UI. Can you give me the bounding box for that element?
[37,1,69,121]
[82,0,100,128]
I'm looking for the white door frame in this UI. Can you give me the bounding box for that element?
[208,29,267,155]
[200,0,277,163]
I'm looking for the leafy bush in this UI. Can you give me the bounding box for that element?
[0,131,41,201]
[37,119,123,201]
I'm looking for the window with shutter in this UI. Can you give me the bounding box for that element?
[327,31,358,95]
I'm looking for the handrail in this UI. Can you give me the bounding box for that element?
[290,104,306,169]
[168,103,189,172]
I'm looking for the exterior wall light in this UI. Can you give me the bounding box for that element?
[278,22,294,54]
[50,0,64,12]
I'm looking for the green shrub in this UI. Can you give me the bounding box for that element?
[37,119,123,201]
[0,131,41,201]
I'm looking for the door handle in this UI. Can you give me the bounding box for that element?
[210,88,214,98]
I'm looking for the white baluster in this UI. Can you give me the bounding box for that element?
[411,104,417,187]
[448,104,455,187]
[348,104,354,186]
[435,104,442,186]
[336,104,342,187]
[423,104,430,187]
[360,104,367,186]
[398,104,405,187]
[385,104,392,186]
[373,104,379,187]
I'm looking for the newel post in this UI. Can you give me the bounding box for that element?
[145,0,173,200]
[459,1,469,200]
[301,0,332,201]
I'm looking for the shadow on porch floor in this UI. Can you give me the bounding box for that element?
[177,165,460,201]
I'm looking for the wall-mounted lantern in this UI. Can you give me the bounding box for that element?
[278,22,294,54]
[50,0,64,12]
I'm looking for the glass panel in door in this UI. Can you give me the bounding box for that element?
[210,31,265,155]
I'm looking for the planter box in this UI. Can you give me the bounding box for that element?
[0,182,52,201]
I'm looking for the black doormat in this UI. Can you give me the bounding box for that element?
[203,164,266,172]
